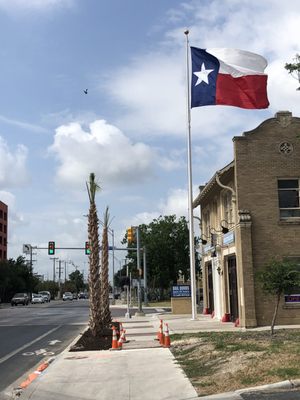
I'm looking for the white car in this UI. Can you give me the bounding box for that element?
[62,292,73,301]
[38,291,51,302]
[31,294,45,304]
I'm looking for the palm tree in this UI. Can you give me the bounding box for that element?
[100,206,112,327]
[86,173,102,337]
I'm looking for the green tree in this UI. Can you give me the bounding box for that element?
[123,215,200,300]
[100,206,111,327]
[86,173,102,336]
[257,259,300,335]
[69,270,84,293]
[36,280,59,300]
[61,281,77,294]
[285,54,300,90]
[0,256,41,302]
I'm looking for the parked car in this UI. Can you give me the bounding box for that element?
[11,293,29,306]
[62,292,73,301]
[78,292,88,299]
[38,291,51,302]
[31,294,45,304]
[72,293,78,300]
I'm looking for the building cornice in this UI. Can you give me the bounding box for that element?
[193,161,234,208]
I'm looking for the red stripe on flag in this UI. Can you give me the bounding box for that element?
[216,74,269,109]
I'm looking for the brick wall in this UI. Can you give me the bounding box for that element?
[234,111,300,325]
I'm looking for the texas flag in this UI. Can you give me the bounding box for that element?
[191,47,269,109]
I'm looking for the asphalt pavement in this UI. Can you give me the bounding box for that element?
[0,300,89,392]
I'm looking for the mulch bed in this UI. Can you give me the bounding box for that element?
[69,322,120,351]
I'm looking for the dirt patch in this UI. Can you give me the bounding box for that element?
[70,322,120,351]
[171,329,300,397]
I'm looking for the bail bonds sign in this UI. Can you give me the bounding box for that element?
[171,285,191,298]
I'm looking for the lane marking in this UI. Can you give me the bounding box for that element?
[0,325,61,364]
[48,339,61,345]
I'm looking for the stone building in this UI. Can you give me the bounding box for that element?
[193,111,300,327]
[0,200,8,261]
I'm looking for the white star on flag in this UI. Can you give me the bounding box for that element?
[193,63,214,85]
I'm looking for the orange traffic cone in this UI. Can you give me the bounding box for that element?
[159,323,165,346]
[121,329,129,343]
[156,319,163,342]
[157,319,163,339]
[110,326,120,350]
[118,336,123,349]
[163,323,171,348]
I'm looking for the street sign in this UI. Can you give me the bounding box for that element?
[131,279,144,288]
[23,244,31,254]
[171,285,191,298]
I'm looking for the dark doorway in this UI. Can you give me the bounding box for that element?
[228,256,238,322]
[207,262,214,314]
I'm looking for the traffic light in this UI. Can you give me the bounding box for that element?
[127,227,135,244]
[85,241,91,255]
[48,241,55,255]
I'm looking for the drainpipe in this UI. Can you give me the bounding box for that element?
[215,171,237,323]
[215,172,236,221]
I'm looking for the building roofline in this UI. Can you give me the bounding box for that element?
[193,161,234,208]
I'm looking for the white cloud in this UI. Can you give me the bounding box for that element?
[0,0,73,12]
[130,212,161,227]
[0,114,49,134]
[102,0,300,142]
[49,119,178,189]
[0,137,29,189]
[159,188,189,217]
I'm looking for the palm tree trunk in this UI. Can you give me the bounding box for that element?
[100,209,111,327]
[88,202,102,336]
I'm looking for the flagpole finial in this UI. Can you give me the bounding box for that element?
[184,29,189,36]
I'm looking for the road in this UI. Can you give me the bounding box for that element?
[0,300,149,394]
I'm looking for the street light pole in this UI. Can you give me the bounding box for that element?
[111,228,115,305]
[125,261,131,319]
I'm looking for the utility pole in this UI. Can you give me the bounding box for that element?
[58,260,62,298]
[50,257,59,282]
[64,261,67,283]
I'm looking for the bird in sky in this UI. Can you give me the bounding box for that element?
[83,89,88,94]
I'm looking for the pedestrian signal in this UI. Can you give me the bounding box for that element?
[85,241,91,255]
[48,241,55,255]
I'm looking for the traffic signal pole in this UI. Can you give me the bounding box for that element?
[135,226,145,316]
[143,246,148,306]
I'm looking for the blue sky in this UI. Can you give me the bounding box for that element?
[0,0,299,280]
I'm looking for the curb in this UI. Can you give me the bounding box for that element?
[9,326,89,397]
[198,379,300,399]
[18,357,55,390]
[236,379,300,394]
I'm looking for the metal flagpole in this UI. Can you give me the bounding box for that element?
[184,29,197,320]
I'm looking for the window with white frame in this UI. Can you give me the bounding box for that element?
[278,179,300,219]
